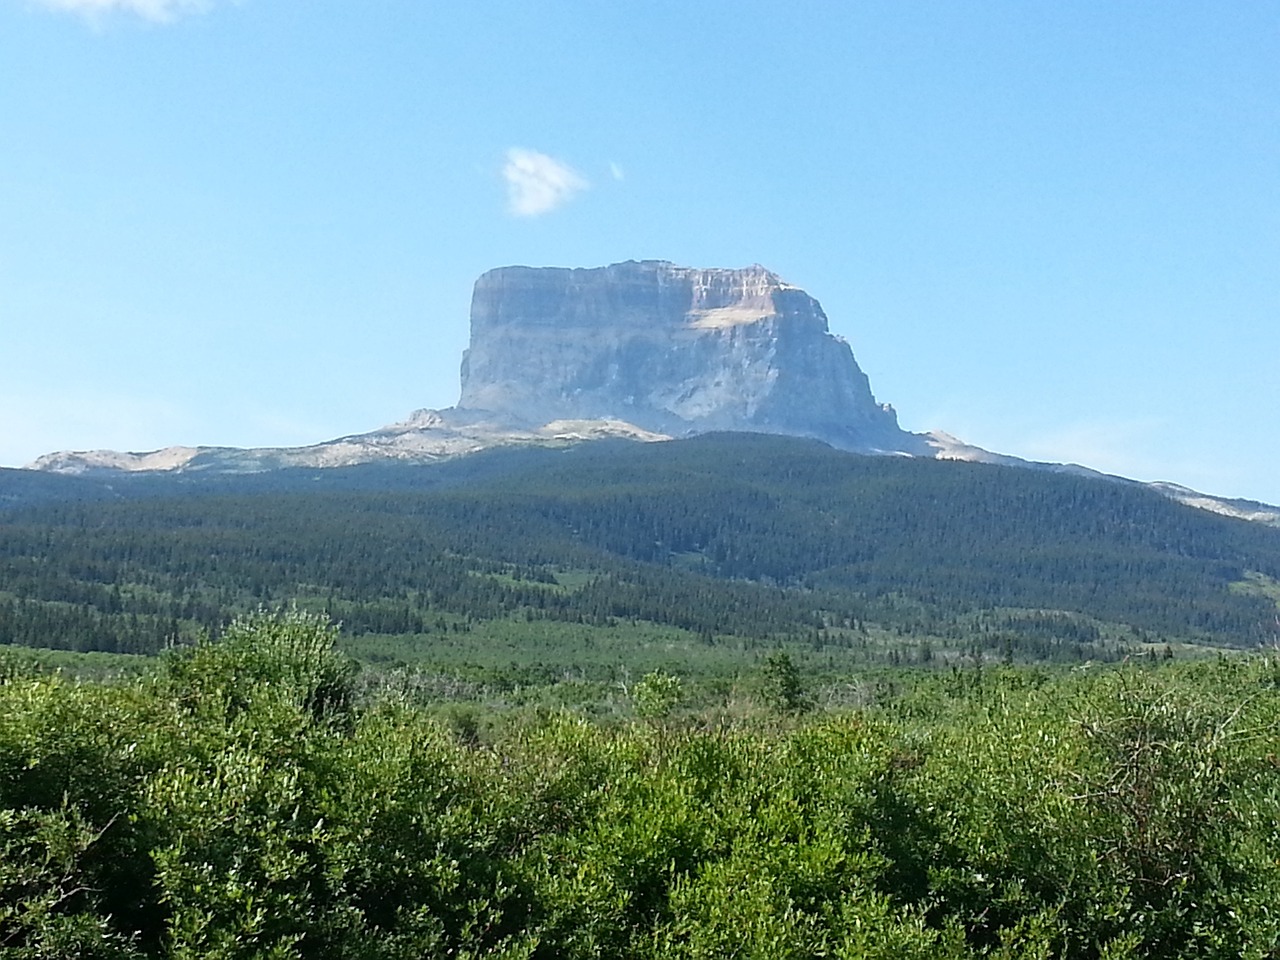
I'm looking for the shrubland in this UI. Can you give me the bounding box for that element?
[3,610,1279,958]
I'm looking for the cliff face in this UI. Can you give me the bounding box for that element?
[458,260,906,451]
[24,259,1280,524]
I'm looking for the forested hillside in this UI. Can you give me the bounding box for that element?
[3,435,1280,667]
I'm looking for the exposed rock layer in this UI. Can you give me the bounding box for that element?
[26,261,926,473]
[22,261,1279,524]
[459,261,907,451]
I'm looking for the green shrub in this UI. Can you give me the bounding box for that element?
[162,609,358,728]
[5,621,1280,957]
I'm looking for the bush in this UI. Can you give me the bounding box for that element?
[5,622,1280,957]
[162,609,358,727]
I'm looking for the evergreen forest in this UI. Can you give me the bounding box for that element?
[3,434,1280,676]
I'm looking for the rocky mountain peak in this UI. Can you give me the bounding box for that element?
[458,261,905,450]
[25,258,1278,526]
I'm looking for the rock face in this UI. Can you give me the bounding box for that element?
[457,261,907,451]
[24,258,1280,525]
[24,261,924,474]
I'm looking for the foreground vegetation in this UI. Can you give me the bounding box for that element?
[4,611,1280,958]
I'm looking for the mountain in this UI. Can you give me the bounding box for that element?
[22,261,1280,524]
[458,261,911,448]
[28,260,933,473]
[5,434,1280,662]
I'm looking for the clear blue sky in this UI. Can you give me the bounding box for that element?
[2,0,1277,503]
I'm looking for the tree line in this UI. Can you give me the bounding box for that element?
[2,435,1279,659]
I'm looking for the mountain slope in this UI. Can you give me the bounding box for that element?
[24,261,1277,526]
[4,435,1280,662]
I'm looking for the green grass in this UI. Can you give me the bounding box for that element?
[1230,569,1280,607]
[0,644,154,681]
[339,616,766,680]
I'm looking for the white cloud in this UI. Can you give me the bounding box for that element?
[609,161,625,181]
[502,148,588,217]
[35,0,213,22]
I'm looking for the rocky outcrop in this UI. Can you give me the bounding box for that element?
[30,261,925,475]
[24,410,670,476]
[24,259,1280,525]
[458,261,908,451]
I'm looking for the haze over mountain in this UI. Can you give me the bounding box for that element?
[25,262,1280,525]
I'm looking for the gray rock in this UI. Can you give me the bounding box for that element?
[24,259,1279,525]
[458,260,907,451]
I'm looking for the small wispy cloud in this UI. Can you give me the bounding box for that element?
[609,162,625,182]
[502,148,588,217]
[35,0,213,22]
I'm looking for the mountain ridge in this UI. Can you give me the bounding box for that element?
[23,260,1280,525]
